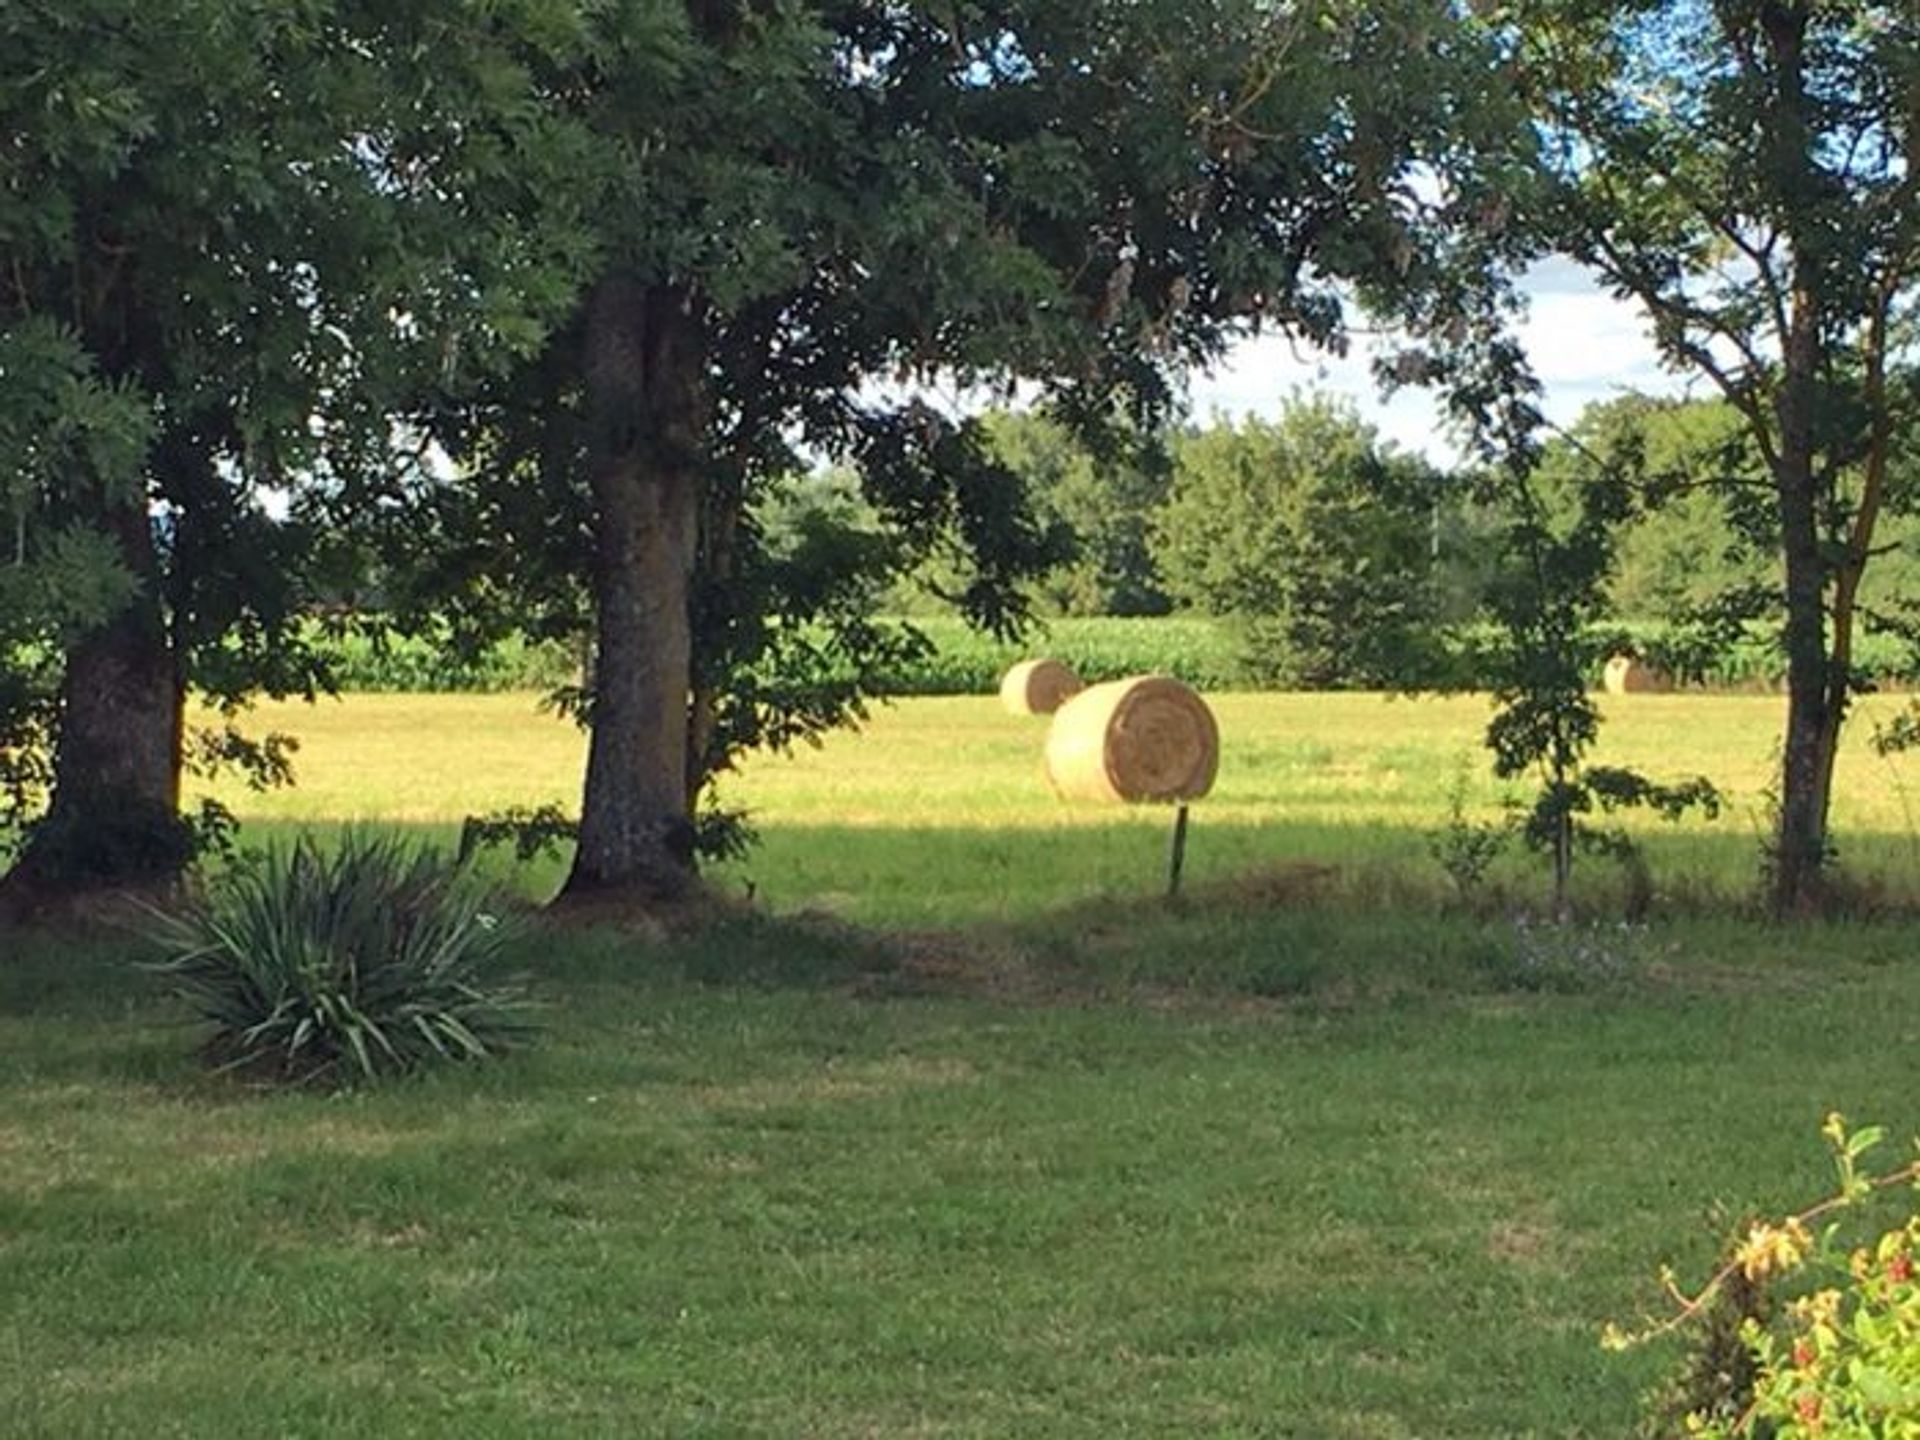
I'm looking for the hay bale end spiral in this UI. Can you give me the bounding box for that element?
[1044,675,1219,803]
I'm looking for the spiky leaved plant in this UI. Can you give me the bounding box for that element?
[146,833,533,1086]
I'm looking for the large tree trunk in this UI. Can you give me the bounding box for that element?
[1810,292,1899,874]
[1,501,187,911]
[1771,283,1832,917]
[685,469,745,803]
[559,274,709,907]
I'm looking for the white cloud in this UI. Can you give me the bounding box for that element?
[1189,263,1692,462]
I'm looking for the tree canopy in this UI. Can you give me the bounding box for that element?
[1153,399,1447,687]
[0,0,590,902]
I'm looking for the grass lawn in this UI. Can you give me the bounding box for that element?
[4,690,1918,1436]
[188,688,1920,924]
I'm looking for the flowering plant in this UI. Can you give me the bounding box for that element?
[1609,1116,1920,1437]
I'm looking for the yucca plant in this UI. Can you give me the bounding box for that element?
[145,833,534,1086]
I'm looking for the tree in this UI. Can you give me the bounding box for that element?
[1153,398,1446,687]
[1575,397,1778,623]
[1478,413,1720,916]
[1508,0,1920,912]
[0,0,586,909]
[414,0,1539,908]
[1530,394,1920,675]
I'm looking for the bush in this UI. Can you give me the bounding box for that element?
[145,834,533,1086]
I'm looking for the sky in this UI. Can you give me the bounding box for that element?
[1187,257,1697,462]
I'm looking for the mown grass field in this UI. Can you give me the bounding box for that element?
[190,688,1920,923]
[5,690,1920,1437]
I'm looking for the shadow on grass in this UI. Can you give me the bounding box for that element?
[0,927,160,1015]
[8,813,1920,1044]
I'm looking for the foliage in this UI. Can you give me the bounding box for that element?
[869,615,1245,696]
[269,612,1245,697]
[144,835,533,1087]
[458,805,580,866]
[300,607,1920,700]
[1612,1117,1920,1439]
[398,0,1545,896]
[1872,706,1920,760]
[1730,1223,1920,1438]
[0,0,590,890]
[457,799,754,870]
[1564,398,1781,624]
[317,624,581,696]
[1538,392,1920,699]
[1636,1266,1773,1440]
[0,320,146,843]
[688,460,957,800]
[1153,398,1449,688]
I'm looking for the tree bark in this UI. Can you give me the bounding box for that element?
[1771,282,1831,917]
[1,500,187,909]
[1761,4,1837,918]
[685,470,744,803]
[1811,291,1898,870]
[559,274,709,907]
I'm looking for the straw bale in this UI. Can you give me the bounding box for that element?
[1044,675,1218,803]
[999,658,1084,715]
[1603,654,1671,695]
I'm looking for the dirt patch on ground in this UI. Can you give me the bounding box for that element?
[1486,1216,1562,1270]
[851,927,1090,1004]
[539,884,744,941]
[843,861,1350,1007]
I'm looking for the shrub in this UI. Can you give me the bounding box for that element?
[145,834,533,1086]
[1425,758,1513,904]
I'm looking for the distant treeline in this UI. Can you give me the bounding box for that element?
[321,388,1920,698]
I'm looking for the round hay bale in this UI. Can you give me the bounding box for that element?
[1603,654,1671,695]
[999,658,1084,715]
[1044,675,1219,803]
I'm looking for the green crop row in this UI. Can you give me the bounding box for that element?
[315,628,580,694]
[310,615,1920,695]
[1599,619,1913,690]
[866,616,1247,695]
